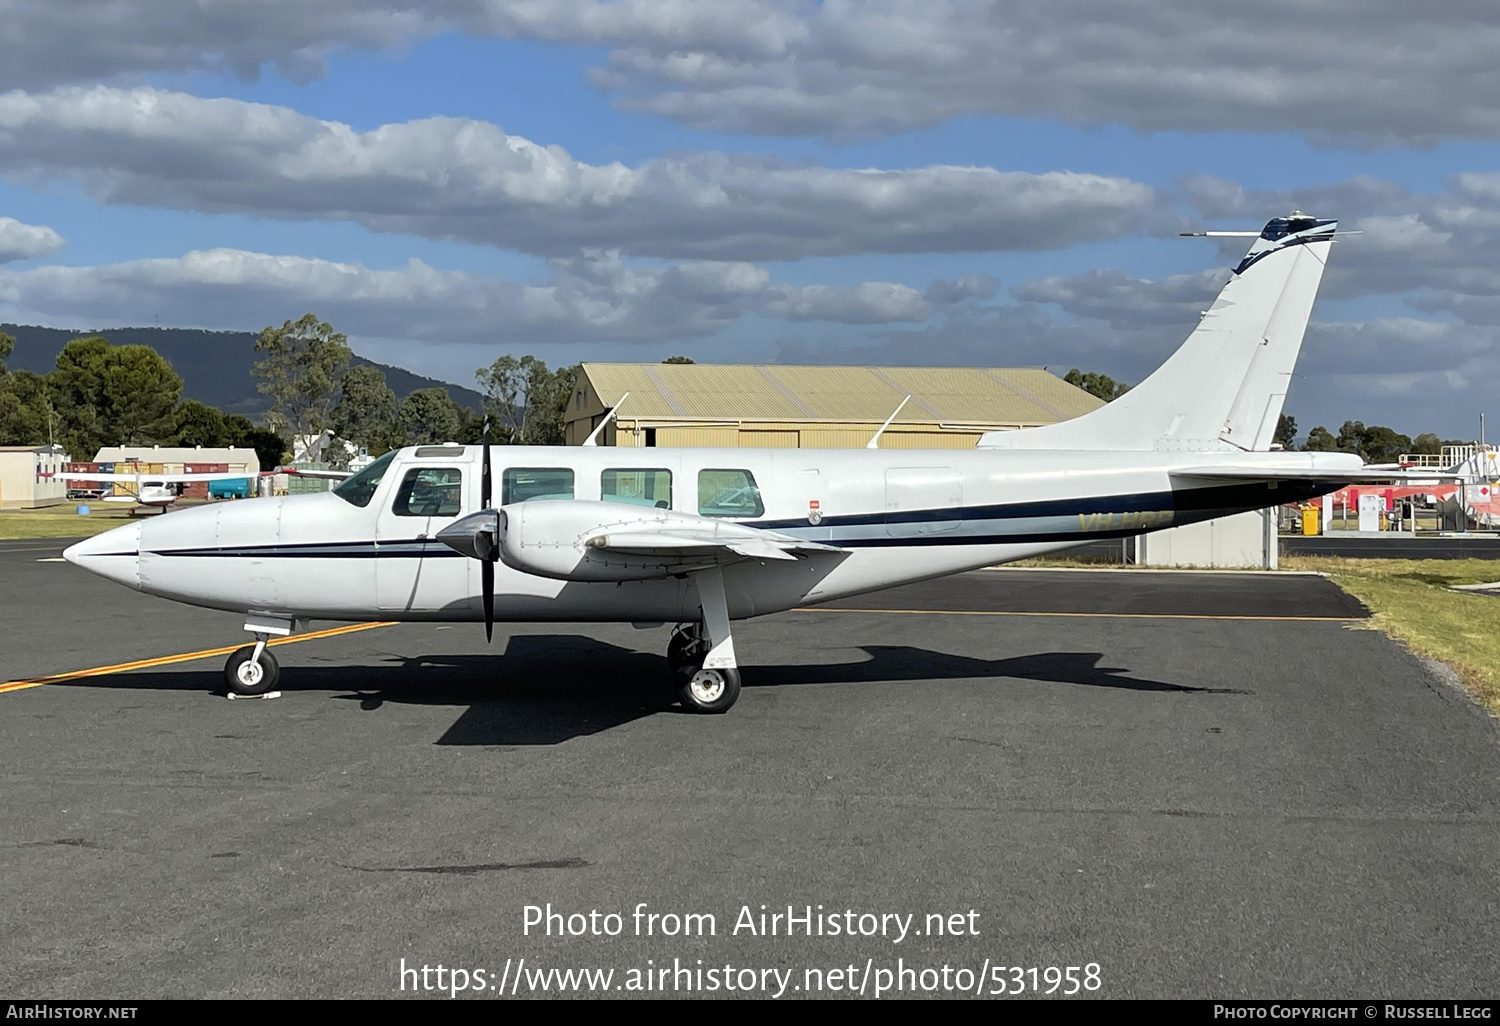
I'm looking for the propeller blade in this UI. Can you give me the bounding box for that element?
[483,560,494,643]
[481,417,492,510]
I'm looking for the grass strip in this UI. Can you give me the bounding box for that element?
[1282,556,1500,717]
[0,504,143,539]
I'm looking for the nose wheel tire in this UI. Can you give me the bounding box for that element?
[225,645,280,696]
[676,666,741,715]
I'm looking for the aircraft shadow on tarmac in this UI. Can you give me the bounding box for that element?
[54,635,1244,745]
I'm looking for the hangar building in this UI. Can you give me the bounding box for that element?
[564,363,1275,569]
[564,364,1104,448]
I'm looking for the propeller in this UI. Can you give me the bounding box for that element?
[481,418,494,642]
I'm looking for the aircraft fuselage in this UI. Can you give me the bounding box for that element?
[65,443,1339,625]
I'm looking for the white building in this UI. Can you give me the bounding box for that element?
[0,444,72,509]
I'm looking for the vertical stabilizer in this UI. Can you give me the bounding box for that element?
[979,214,1337,452]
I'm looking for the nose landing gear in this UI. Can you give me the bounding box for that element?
[225,615,295,697]
[225,637,280,696]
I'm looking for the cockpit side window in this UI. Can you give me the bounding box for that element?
[332,450,396,508]
[392,467,464,517]
[697,469,764,517]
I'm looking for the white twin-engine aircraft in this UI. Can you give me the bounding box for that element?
[64,214,1405,712]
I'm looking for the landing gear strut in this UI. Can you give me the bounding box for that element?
[668,567,742,714]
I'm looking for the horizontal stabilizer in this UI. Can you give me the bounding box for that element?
[1172,466,1459,485]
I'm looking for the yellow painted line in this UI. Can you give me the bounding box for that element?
[0,621,397,695]
[794,607,1359,623]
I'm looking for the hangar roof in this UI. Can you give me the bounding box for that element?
[577,364,1104,426]
[92,445,261,473]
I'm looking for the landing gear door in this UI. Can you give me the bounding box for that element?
[374,464,469,611]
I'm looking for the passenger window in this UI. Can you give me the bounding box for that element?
[392,467,463,517]
[698,469,764,517]
[602,468,672,508]
[502,468,574,504]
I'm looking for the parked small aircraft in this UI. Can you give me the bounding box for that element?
[64,213,1425,712]
[56,467,255,512]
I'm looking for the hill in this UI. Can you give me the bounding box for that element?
[1,324,487,417]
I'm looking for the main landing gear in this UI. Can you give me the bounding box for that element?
[224,614,293,696]
[667,567,741,714]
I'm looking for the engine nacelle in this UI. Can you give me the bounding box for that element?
[498,500,721,582]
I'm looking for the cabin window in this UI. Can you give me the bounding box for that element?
[698,469,764,518]
[602,468,672,509]
[502,468,574,504]
[392,467,463,517]
[332,450,395,508]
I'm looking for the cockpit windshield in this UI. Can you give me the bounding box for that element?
[332,450,396,507]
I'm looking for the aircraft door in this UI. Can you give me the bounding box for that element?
[374,465,471,612]
[884,468,962,538]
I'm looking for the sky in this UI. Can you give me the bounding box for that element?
[2,1,1499,440]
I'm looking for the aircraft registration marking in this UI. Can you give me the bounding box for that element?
[0,621,396,695]
[794,607,1358,622]
[1077,510,1174,533]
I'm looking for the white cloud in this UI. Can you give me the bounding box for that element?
[10,2,1498,144]
[0,248,981,345]
[0,216,64,263]
[0,86,1158,261]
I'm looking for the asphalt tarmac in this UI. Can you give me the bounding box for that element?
[1282,534,1500,560]
[2,538,1498,999]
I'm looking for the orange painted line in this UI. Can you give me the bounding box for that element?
[0,621,397,694]
[794,607,1358,623]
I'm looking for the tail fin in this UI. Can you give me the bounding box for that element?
[979,213,1337,452]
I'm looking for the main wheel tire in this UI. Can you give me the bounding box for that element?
[225,645,280,696]
[676,666,741,714]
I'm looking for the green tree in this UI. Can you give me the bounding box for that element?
[0,370,56,446]
[662,355,695,364]
[476,355,574,445]
[1327,420,1412,461]
[1411,433,1442,456]
[253,314,351,450]
[333,365,399,454]
[216,414,286,470]
[1273,414,1297,448]
[242,429,289,470]
[1360,425,1412,463]
[396,388,463,445]
[172,399,229,447]
[48,336,183,453]
[0,330,13,372]
[1063,368,1130,402]
[525,363,577,446]
[1303,425,1338,451]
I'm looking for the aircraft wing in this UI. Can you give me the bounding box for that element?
[1171,466,1459,485]
[55,471,258,483]
[584,525,841,564]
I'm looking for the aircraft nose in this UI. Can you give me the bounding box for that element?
[62,522,142,591]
